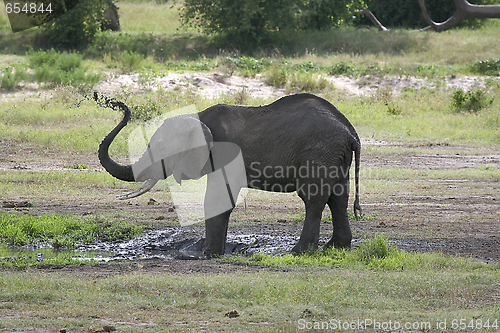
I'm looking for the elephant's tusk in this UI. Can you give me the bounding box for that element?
[116,179,159,200]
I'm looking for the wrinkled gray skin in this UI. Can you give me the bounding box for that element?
[99,93,361,258]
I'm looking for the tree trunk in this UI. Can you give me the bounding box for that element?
[419,0,500,32]
[101,0,121,31]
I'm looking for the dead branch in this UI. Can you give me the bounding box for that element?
[419,0,500,32]
[360,9,388,31]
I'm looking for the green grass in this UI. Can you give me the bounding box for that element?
[0,212,148,267]
[0,85,498,161]
[223,235,497,271]
[0,212,147,248]
[118,2,186,34]
[0,90,131,155]
[333,87,500,145]
[0,254,497,332]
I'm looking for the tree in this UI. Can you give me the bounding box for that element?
[179,0,366,51]
[44,0,119,50]
[419,0,500,31]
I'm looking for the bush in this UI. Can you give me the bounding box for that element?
[265,66,288,88]
[356,235,395,262]
[118,51,144,72]
[451,88,492,113]
[328,62,355,75]
[28,49,101,87]
[470,58,500,76]
[1,66,28,91]
[285,72,331,93]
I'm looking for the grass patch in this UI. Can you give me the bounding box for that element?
[0,251,498,331]
[0,170,139,202]
[470,57,500,76]
[1,83,497,161]
[223,235,497,271]
[63,164,89,170]
[0,212,147,248]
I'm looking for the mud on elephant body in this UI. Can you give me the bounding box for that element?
[99,93,361,258]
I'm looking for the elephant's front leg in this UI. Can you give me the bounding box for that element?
[292,191,328,253]
[204,211,232,258]
[203,172,239,258]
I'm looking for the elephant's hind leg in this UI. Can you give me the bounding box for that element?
[292,192,329,253]
[324,181,352,249]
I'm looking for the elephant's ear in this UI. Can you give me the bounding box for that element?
[171,120,213,184]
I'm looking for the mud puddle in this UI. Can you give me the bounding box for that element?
[0,243,115,263]
[2,228,364,263]
[76,228,310,261]
[2,228,497,264]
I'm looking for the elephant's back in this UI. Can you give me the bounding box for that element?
[198,93,359,156]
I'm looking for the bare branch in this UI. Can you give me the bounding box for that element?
[419,0,500,32]
[360,9,388,31]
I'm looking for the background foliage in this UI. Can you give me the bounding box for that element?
[179,0,366,50]
[43,0,109,49]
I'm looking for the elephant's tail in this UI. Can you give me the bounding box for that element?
[98,96,135,182]
[353,144,362,220]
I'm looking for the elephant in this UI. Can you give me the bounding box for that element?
[98,93,361,258]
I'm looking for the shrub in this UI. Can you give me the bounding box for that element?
[129,100,163,122]
[328,62,355,76]
[118,51,144,72]
[265,66,288,88]
[356,235,395,262]
[28,49,101,87]
[470,58,500,76]
[1,67,16,91]
[451,88,491,113]
[285,72,332,93]
[0,213,147,248]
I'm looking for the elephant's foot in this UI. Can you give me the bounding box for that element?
[203,236,226,259]
[291,241,318,254]
[204,248,224,259]
[203,243,225,259]
[324,234,352,249]
[204,251,222,259]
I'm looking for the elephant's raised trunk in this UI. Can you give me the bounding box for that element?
[98,101,135,182]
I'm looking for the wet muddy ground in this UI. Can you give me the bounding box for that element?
[1,141,499,270]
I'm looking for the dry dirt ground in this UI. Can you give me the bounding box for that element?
[94,72,499,99]
[1,73,500,276]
